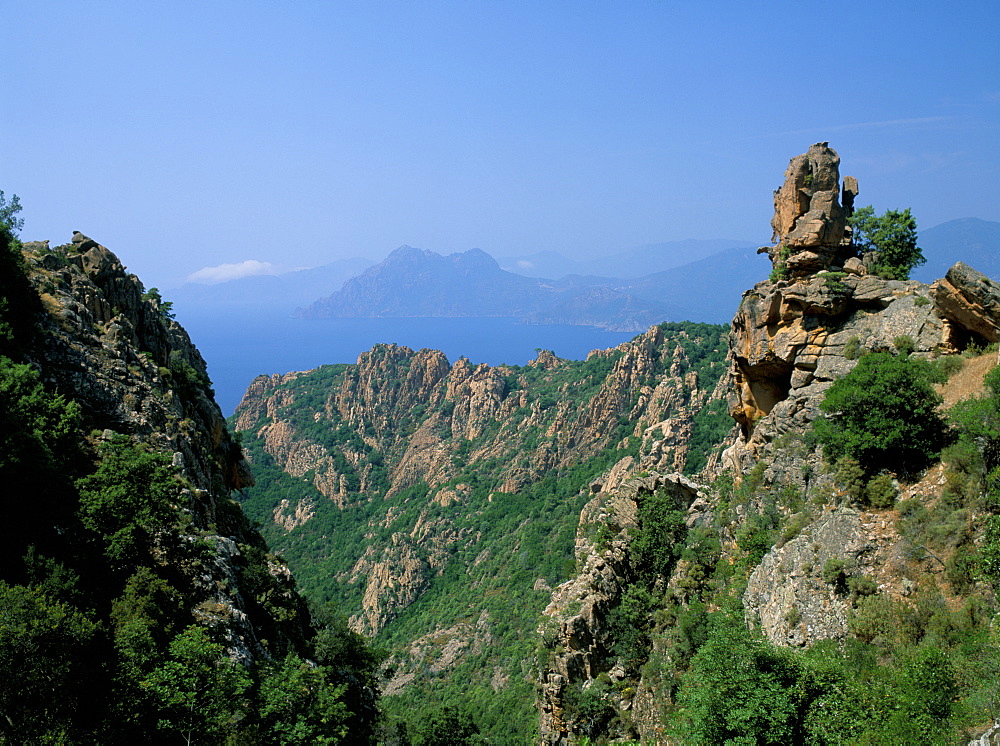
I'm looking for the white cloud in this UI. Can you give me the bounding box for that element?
[516,260,535,269]
[185,259,276,284]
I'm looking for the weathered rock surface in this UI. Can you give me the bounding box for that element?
[534,144,1000,742]
[725,274,944,467]
[931,261,1000,345]
[235,325,725,637]
[765,142,857,276]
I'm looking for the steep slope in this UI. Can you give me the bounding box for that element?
[231,321,731,739]
[1,227,379,742]
[537,143,1000,744]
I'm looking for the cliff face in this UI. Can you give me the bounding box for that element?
[3,231,379,742]
[235,326,725,634]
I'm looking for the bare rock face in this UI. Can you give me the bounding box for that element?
[931,261,1000,345]
[765,142,857,277]
[744,508,864,646]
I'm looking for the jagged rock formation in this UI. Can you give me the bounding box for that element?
[763,142,858,277]
[725,274,945,467]
[232,321,731,736]
[932,261,1000,346]
[235,325,726,637]
[534,144,1000,744]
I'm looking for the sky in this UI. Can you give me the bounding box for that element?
[6,0,1000,289]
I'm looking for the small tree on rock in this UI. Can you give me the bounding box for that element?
[849,205,925,280]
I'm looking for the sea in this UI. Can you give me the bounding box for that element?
[175,310,637,416]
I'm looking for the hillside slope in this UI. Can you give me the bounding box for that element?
[1,225,379,742]
[538,143,1000,744]
[231,321,732,739]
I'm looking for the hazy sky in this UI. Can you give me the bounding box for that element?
[7,0,999,288]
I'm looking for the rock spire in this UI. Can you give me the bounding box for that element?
[762,142,859,277]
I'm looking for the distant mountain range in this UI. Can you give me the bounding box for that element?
[912,218,1000,283]
[167,256,374,316]
[167,218,1000,332]
[496,238,757,279]
[297,244,767,330]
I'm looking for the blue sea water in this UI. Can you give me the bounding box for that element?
[175,311,637,416]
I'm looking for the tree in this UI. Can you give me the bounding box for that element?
[814,352,946,475]
[0,581,99,742]
[849,205,925,280]
[76,435,178,564]
[678,621,806,744]
[0,190,24,235]
[258,654,350,744]
[143,625,251,745]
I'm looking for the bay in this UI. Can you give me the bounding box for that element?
[175,310,637,415]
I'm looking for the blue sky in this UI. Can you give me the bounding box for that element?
[7,0,999,288]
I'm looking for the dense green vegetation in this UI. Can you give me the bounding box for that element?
[0,195,380,742]
[558,336,1000,743]
[235,321,729,740]
[814,351,948,476]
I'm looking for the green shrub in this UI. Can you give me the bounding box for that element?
[933,354,964,379]
[913,295,930,307]
[864,473,897,509]
[945,549,977,595]
[76,436,178,563]
[814,352,947,476]
[677,622,805,745]
[833,456,865,503]
[822,558,847,588]
[846,575,878,599]
[893,335,915,356]
[843,335,862,360]
[769,245,791,282]
[979,515,1000,587]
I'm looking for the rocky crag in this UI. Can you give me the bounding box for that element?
[19,234,302,657]
[232,320,731,738]
[3,231,378,740]
[536,144,1000,744]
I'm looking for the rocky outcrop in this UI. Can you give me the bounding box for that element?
[17,236,314,664]
[538,473,703,744]
[725,274,944,466]
[234,323,728,711]
[723,145,1000,474]
[931,261,1000,346]
[764,142,858,277]
[534,145,1000,743]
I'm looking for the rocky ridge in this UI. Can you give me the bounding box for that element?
[535,144,1000,743]
[232,320,731,736]
[235,323,728,637]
